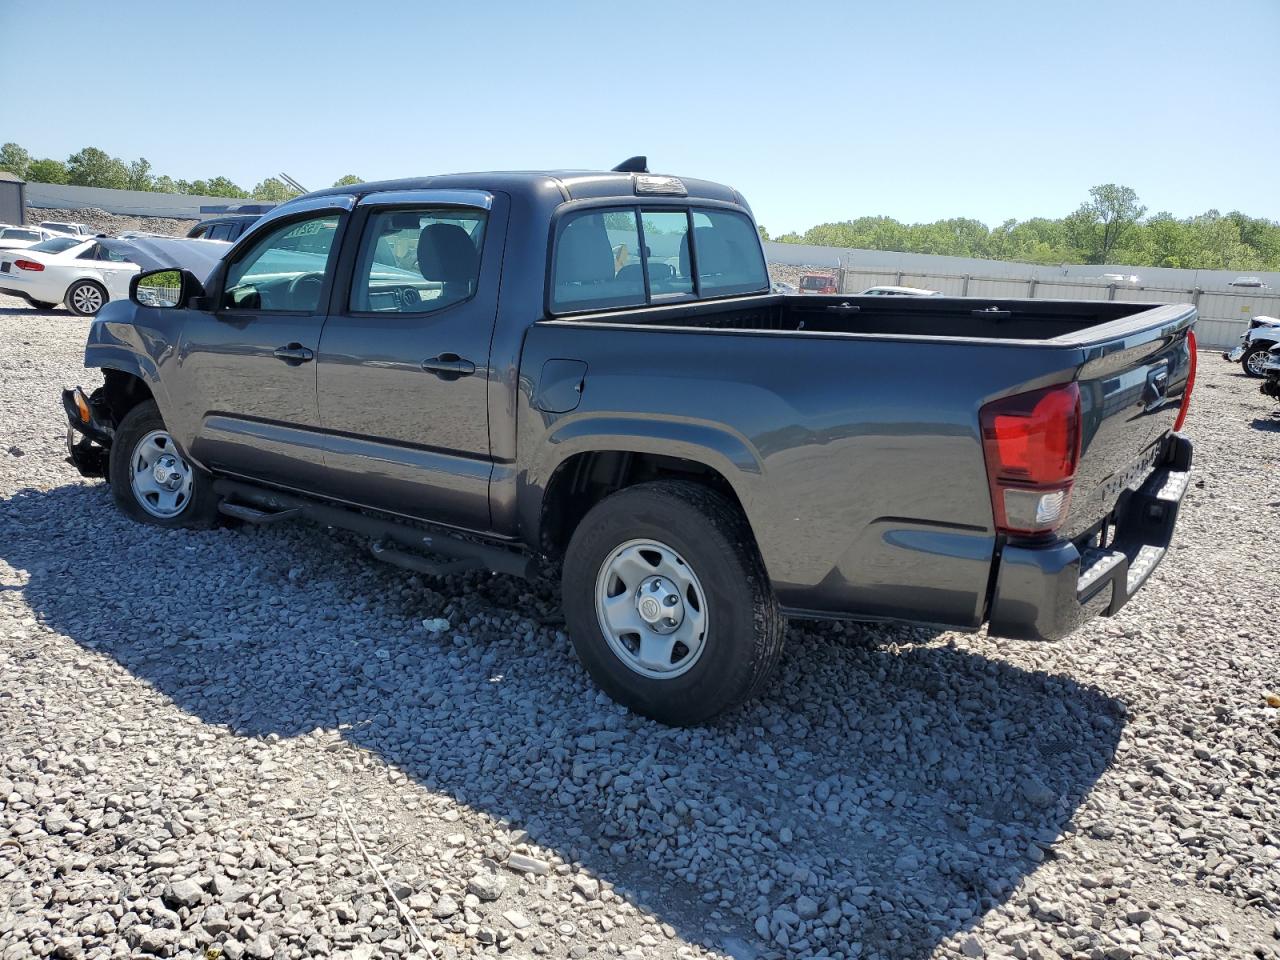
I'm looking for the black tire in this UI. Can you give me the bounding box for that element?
[561,480,785,725]
[1242,344,1272,378]
[108,400,219,529]
[65,279,108,316]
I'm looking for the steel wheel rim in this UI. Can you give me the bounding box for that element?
[594,538,709,680]
[1247,351,1268,375]
[72,283,103,314]
[129,430,194,519]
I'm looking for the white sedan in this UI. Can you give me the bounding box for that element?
[0,236,140,315]
[859,285,942,296]
[0,226,63,250]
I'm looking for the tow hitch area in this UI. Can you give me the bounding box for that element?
[61,386,111,478]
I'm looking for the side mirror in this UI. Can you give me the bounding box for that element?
[131,268,205,309]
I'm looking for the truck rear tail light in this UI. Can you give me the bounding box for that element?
[1173,330,1196,433]
[14,259,44,271]
[980,382,1081,537]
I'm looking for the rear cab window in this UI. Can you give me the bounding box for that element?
[551,205,767,314]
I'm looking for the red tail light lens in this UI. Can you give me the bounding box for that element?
[1173,330,1196,433]
[14,259,44,272]
[981,382,1082,536]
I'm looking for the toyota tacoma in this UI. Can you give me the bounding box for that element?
[62,159,1197,724]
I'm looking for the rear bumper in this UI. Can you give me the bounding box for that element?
[987,433,1192,641]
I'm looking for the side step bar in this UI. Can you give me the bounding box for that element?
[212,478,535,580]
[219,502,303,525]
[369,542,477,577]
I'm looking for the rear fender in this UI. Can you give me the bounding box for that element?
[518,414,765,546]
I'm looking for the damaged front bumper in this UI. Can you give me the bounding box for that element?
[1224,345,1245,362]
[61,386,112,478]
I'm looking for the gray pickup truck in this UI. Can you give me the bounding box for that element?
[62,161,1197,724]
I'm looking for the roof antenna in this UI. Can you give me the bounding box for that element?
[611,156,648,173]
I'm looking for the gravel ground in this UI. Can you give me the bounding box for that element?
[23,208,197,238]
[1,296,1277,960]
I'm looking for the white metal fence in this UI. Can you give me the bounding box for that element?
[764,241,1279,350]
[828,266,1270,349]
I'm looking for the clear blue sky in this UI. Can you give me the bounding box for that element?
[2,0,1276,233]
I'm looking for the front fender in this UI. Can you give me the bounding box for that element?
[82,303,177,417]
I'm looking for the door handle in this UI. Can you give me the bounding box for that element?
[273,343,314,365]
[421,353,476,380]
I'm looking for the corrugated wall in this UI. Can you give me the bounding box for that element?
[25,183,242,219]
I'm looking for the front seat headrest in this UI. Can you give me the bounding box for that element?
[418,223,479,284]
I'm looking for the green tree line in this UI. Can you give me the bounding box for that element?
[764,182,1280,272]
[0,141,362,203]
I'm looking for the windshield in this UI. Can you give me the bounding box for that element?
[0,229,40,241]
[29,237,82,254]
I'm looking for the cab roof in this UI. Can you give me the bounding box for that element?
[296,170,747,208]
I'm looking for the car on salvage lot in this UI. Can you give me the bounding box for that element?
[1223,315,1280,377]
[60,160,1197,725]
[858,284,941,296]
[38,220,97,239]
[0,236,140,315]
[0,225,64,250]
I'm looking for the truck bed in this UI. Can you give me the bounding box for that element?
[525,294,1196,632]
[549,292,1175,343]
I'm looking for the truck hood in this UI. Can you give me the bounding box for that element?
[98,237,229,287]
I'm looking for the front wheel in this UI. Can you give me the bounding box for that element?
[65,280,108,316]
[108,401,219,528]
[561,480,785,725]
[1242,345,1272,378]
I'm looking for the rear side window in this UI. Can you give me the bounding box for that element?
[551,205,767,313]
[350,207,487,313]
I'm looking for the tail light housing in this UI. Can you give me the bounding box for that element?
[981,382,1082,537]
[14,259,44,271]
[1173,330,1196,433]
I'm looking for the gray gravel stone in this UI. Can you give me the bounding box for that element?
[0,308,1275,960]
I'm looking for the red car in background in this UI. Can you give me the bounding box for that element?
[798,273,837,294]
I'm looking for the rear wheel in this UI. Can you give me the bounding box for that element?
[1242,344,1272,378]
[108,401,219,529]
[65,279,107,316]
[561,480,785,725]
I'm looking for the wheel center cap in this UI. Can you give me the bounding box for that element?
[636,576,683,633]
[153,457,181,489]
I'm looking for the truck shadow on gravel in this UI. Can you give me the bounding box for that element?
[2,483,1126,960]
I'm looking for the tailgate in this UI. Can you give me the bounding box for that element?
[1063,304,1196,541]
